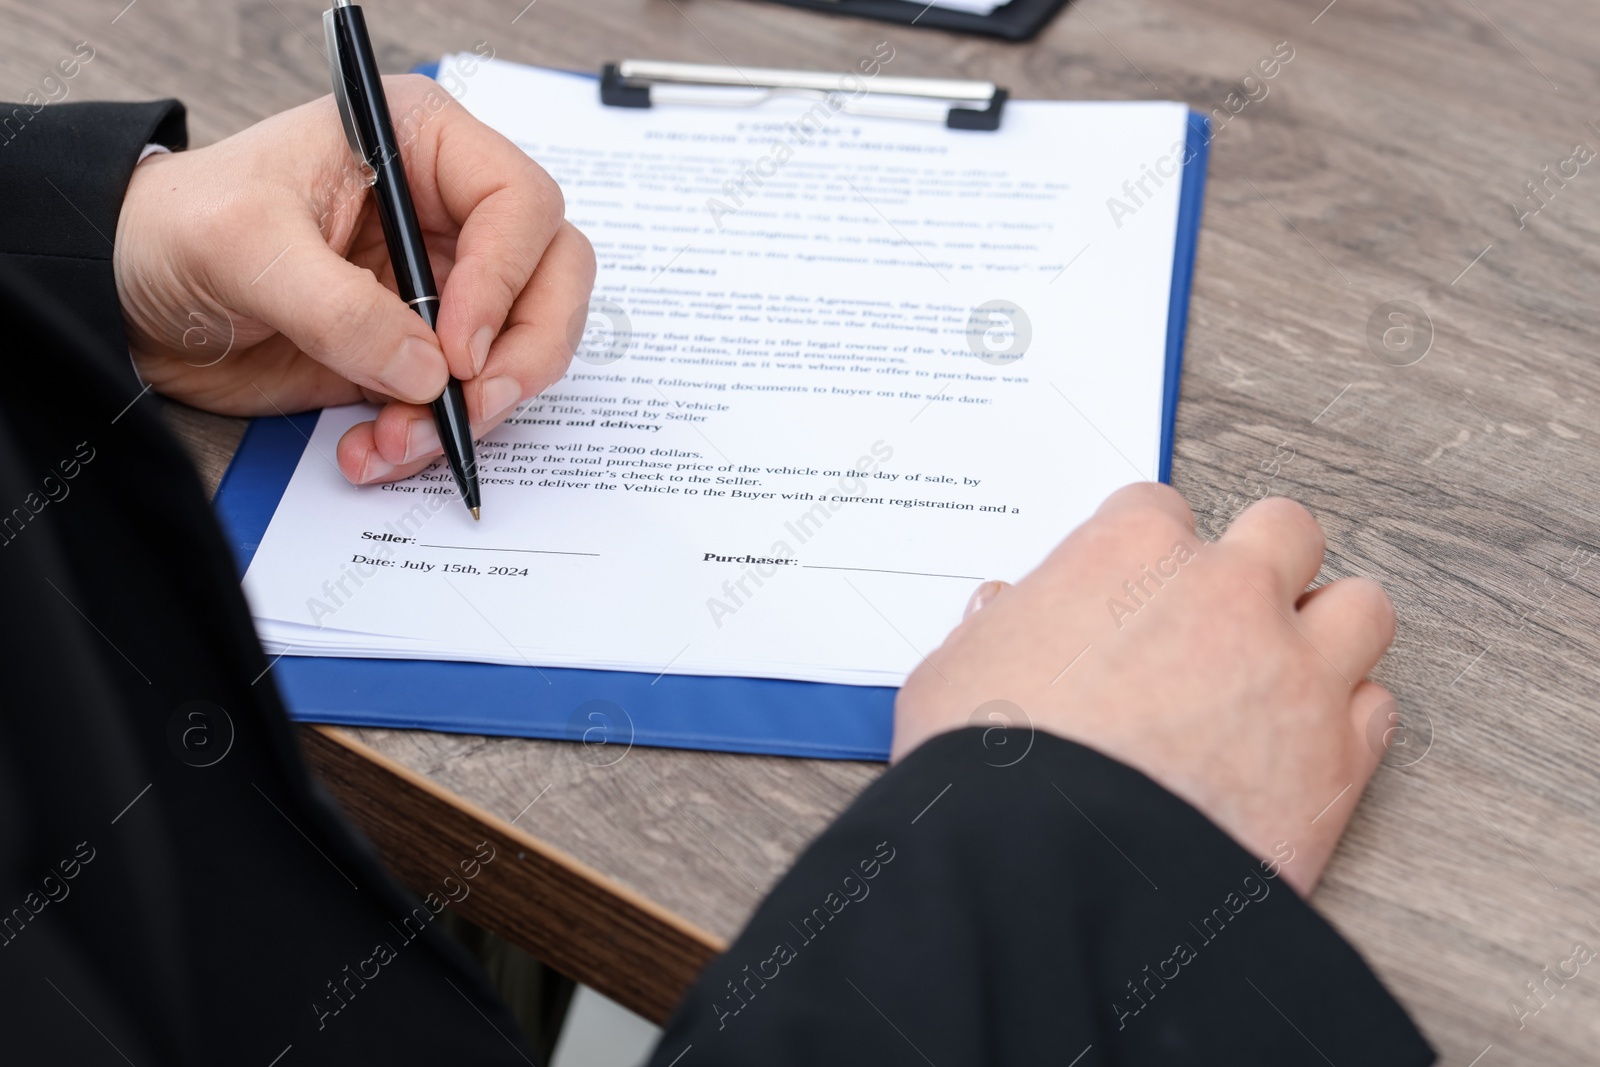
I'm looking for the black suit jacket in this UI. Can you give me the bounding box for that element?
[0,101,1435,1066]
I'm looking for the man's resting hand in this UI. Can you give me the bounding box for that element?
[894,484,1397,895]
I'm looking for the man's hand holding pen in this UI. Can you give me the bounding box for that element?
[113,74,595,488]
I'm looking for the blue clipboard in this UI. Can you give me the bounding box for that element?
[213,89,1210,762]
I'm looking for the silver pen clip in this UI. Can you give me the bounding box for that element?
[323,6,372,170]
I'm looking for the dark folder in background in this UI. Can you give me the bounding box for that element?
[756,0,1071,42]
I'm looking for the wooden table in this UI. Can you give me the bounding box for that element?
[12,0,1600,1060]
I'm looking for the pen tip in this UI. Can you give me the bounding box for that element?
[470,507,481,522]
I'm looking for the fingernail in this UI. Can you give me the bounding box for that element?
[356,451,395,485]
[470,325,496,376]
[963,580,1007,619]
[385,337,447,404]
[403,418,441,463]
[480,375,522,421]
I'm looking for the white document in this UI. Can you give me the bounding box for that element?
[240,57,1191,688]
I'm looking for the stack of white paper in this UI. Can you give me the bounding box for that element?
[239,58,1191,688]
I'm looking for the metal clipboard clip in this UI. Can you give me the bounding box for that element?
[600,60,1008,131]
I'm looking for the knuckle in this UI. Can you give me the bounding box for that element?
[454,247,512,306]
[499,164,564,236]
[1107,480,1169,511]
[1148,481,1196,522]
[1104,481,1196,536]
[1254,495,1324,545]
[567,223,597,279]
[530,162,565,220]
[1344,576,1397,635]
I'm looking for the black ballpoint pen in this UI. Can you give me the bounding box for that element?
[324,0,481,520]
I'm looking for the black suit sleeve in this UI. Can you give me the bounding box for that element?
[0,99,186,361]
[0,105,539,1065]
[648,727,1436,1066]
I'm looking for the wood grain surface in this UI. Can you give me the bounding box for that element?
[10,0,1600,1058]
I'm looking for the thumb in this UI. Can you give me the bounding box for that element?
[232,222,448,405]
